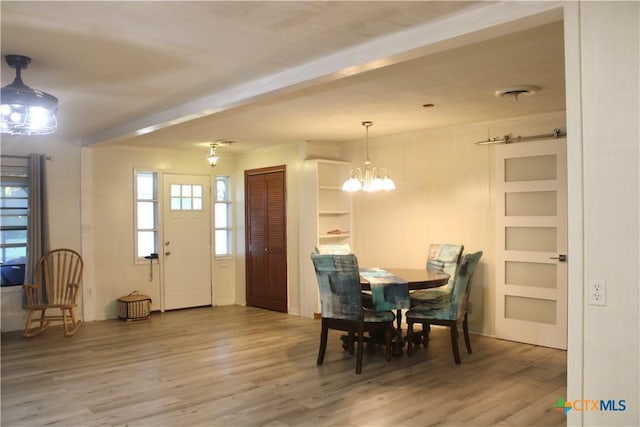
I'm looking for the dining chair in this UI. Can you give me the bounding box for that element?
[23,248,84,337]
[409,243,464,307]
[314,243,352,255]
[311,253,395,374]
[406,250,483,364]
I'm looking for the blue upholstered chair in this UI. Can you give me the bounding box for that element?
[409,243,464,307]
[314,244,352,255]
[311,253,395,374]
[406,251,483,364]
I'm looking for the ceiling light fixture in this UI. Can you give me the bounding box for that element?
[494,86,539,101]
[207,143,220,167]
[206,140,235,167]
[342,121,395,192]
[1,55,58,135]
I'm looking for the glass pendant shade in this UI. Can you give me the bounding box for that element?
[1,55,58,136]
[342,121,396,192]
[207,144,219,167]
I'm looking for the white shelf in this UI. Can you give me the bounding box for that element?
[319,211,350,215]
[319,233,351,239]
[299,159,353,319]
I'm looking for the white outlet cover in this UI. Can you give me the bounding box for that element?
[589,278,606,306]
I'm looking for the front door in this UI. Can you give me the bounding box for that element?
[163,174,212,310]
[245,166,287,312]
[495,138,568,349]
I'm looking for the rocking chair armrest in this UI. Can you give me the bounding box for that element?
[67,282,81,302]
[23,284,39,306]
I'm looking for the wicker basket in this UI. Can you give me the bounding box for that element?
[117,291,152,321]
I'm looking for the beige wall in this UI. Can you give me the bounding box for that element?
[0,136,82,331]
[233,142,305,315]
[343,111,566,336]
[80,144,236,321]
[572,2,639,425]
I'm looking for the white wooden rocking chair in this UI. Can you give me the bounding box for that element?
[23,248,84,337]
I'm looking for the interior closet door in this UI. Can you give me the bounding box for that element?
[495,139,568,349]
[245,166,287,312]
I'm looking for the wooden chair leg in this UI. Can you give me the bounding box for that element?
[450,322,461,364]
[423,323,431,346]
[384,323,392,361]
[406,321,414,357]
[346,331,355,355]
[355,324,364,374]
[463,313,472,354]
[317,319,328,365]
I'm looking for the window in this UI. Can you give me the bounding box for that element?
[214,176,232,256]
[135,171,158,260]
[0,157,28,286]
[170,184,203,210]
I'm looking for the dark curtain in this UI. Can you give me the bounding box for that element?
[25,153,49,285]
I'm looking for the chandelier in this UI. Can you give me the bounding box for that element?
[342,121,396,192]
[1,55,58,135]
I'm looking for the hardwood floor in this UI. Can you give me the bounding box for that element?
[1,306,567,427]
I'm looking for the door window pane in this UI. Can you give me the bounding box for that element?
[505,295,556,325]
[170,184,202,211]
[505,154,556,182]
[505,227,556,252]
[505,191,557,216]
[505,261,557,289]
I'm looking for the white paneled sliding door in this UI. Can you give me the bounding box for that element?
[495,139,567,349]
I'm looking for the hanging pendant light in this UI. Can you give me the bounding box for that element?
[206,140,235,167]
[342,121,395,192]
[1,55,58,135]
[207,143,219,167]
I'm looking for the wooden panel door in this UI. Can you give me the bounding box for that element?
[245,166,287,312]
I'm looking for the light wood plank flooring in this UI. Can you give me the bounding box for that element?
[1,305,567,427]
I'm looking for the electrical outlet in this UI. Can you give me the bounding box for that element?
[589,278,606,306]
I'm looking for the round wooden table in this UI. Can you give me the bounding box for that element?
[360,267,450,291]
[359,267,450,356]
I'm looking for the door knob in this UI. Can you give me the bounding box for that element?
[165,250,171,256]
[550,254,567,262]
[165,241,170,246]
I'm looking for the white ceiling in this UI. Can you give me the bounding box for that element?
[1,1,565,155]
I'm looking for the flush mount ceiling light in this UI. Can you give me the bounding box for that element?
[494,86,539,101]
[1,55,58,135]
[342,121,395,192]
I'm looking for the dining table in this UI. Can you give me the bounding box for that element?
[359,267,450,356]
